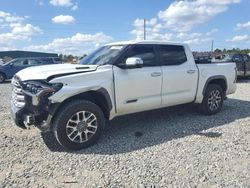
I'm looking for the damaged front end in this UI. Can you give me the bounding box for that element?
[11,75,62,132]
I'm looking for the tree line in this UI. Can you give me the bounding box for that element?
[214,48,250,54]
[59,54,87,63]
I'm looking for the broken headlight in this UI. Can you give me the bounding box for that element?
[22,81,63,95]
[21,81,63,106]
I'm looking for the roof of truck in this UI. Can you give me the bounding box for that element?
[106,40,186,46]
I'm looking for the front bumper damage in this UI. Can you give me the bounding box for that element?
[11,94,59,132]
[11,100,59,132]
[10,76,61,132]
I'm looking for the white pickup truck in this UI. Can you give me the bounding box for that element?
[11,41,237,150]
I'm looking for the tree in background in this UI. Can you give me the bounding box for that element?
[59,54,87,63]
[216,48,250,54]
[214,49,222,53]
[79,54,87,60]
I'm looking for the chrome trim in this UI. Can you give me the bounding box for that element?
[11,76,25,108]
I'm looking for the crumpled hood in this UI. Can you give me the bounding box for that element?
[16,64,98,81]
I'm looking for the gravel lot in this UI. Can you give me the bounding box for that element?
[0,80,250,188]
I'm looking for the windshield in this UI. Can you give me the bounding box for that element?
[80,45,125,65]
[6,59,17,65]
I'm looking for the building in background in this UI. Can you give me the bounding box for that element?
[0,51,58,63]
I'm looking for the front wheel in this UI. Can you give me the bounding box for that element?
[199,84,224,115]
[53,100,105,150]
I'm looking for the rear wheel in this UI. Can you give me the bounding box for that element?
[0,73,6,83]
[199,84,224,115]
[53,100,105,150]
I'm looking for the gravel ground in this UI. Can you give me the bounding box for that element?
[0,80,250,188]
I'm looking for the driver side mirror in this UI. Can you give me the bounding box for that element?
[125,57,143,68]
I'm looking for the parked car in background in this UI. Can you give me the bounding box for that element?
[0,57,61,83]
[39,57,62,64]
[194,56,212,64]
[221,54,250,77]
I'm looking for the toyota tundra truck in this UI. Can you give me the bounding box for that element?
[10,41,237,150]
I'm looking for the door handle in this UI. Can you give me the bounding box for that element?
[151,72,162,77]
[187,70,196,74]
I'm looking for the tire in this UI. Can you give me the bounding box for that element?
[53,100,105,150]
[199,84,224,115]
[0,73,6,83]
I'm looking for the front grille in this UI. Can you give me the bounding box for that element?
[11,76,25,108]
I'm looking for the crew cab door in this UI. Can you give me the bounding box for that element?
[158,44,198,107]
[113,44,162,115]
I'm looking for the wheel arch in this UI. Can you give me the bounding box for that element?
[50,88,113,121]
[0,71,7,79]
[202,75,227,96]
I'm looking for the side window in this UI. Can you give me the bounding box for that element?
[28,59,42,66]
[12,59,28,66]
[233,55,243,62]
[160,45,187,65]
[11,60,21,66]
[124,45,157,67]
[40,58,53,64]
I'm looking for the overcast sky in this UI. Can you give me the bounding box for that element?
[0,0,250,55]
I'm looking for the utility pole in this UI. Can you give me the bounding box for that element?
[211,40,214,58]
[143,19,146,40]
[211,40,214,52]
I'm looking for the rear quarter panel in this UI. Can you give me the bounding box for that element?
[195,63,237,103]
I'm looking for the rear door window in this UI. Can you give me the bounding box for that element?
[40,58,53,64]
[28,59,42,66]
[159,45,187,66]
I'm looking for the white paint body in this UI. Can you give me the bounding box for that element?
[16,41,237,120]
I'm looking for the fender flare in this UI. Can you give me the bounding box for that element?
[47,87,113,129]
[202,75,228,95]
[96,87,113,112]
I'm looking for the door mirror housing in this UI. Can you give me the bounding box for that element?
[125,57,143,68]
